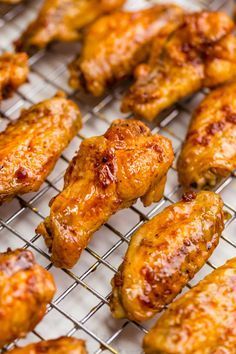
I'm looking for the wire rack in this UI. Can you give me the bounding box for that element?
[0,0,235,353]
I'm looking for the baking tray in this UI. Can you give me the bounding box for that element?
[0,0,235,353]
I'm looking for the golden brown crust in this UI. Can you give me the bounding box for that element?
[0,249,55,348]
[15,0,125,52]
[0,93,82,204]
[143,257,236,354]
[178,82,236,189]
[8,337,87,354]
[36,119,174,269]
[0,52,28,100]
[110,191,224,322]
[122,11,236,121]
[69,5,184,96]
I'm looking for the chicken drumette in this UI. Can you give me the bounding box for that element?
[143,257,236,354]
[9,337,87,354]
[0,249,55,348]
[178,82,236,189]
[15,0,125,52]
[122,11,236,121]
[37,119,174,269]
[69,4,184,96]
[0,52,28,100]
[0,92,81,204]
[110,191,224,322]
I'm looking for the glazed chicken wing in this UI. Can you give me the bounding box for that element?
[15,0,125,52]
[0,52,28,100]
[36,119,174,269]
[0,92,81,204]
[178,82,236,190]
[0,249,55,348]
[69,4,184,96]
[0,0,22,3]
[110,191,224,322]
[143,257,236,354]
[9,337,87,354]
[122,11,236,121]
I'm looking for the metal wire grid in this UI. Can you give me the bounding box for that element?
[0,0,235,353]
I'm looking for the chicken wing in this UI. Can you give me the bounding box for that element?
[8,337,87,354]
[36,119,174,269]
[69,4,184,96]
[0,92,81,204]
[122,11,236,121]
[15,0,125,52]
[110,191,224,322]
[143,257,236,354]
[178,82,236,190]
[0,249,55,348]
[0,52,28,100]
[0,0,22,3]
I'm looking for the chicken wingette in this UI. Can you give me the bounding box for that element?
[0,52,28,100]
[0,249,55,348]
[122,11,236,121]
[110,191,224,322]
[8,337,87,354]
[178,82,236,190]
[37,119,174,269]
[143,257,236,354]
[0,92,81,204]
[15,0,125,52]
[69,4,184,96]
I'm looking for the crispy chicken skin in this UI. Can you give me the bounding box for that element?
[0,249,55,348]
[178,82,236,189]
[69,5,184,96]
[143,257,236,354]
[8,337,87,354]
[15,0,125,52]
[122,11,236,121]
[36,119,174,269]
[110,191,224,322]
[0,92,81,204]
[0,52,28,100]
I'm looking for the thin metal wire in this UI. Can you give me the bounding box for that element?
[0,0,235,353]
